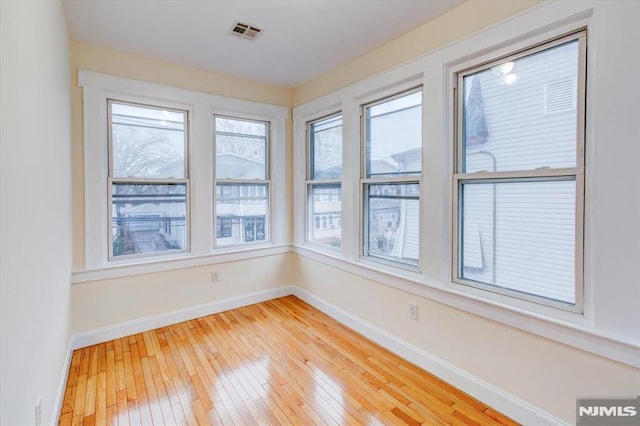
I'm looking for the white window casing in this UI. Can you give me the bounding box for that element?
[78,70,288,273]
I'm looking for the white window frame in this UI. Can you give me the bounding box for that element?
[306,112,343,251]
[361,87,423,271]
[452,30,587,312]
[78,70,288,274]
[213,114,271,248]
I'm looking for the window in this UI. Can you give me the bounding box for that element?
[80,71,287,271]
[108,101,189,259]
[216,216,233,238]
[453,31,586,310]
[307,114,342,249]
[363,89,422,267]
[214,116,269,247]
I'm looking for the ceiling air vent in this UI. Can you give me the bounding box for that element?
[230,21,263,41]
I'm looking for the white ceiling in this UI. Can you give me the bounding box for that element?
[62,0,464,88]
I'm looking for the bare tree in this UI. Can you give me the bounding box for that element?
[215,118,266,163]
[112,125,182,178]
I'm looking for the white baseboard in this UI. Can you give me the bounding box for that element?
[63,284,564,425]
[291,287,566,426]
[51,340,73,426]
[70,286,295,350]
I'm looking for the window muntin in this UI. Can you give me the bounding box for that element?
[108,100,189,259]
[214,116,270,247]
[362,88,422,268]
[307,114,342,248]
[454,31,585,310]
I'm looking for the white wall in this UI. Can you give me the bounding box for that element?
[72,253,293,335]
[0,1,73,425]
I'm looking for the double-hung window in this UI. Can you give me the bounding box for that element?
[362,89,422,267]
[307,113,343,248]
[108,100,189,259]
[80,71,287,271]
[453,31,586,310]
[214,115,269,247]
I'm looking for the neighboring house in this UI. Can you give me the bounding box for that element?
[216,152,266,180]
[461,43,578,303]
[112,153,269,254]
[310,186,342,247]
[216,183,268,246]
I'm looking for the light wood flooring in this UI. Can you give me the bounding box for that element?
[59,296,518,425]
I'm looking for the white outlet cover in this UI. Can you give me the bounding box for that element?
[409,302,418,321]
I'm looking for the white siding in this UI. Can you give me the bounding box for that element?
[462,181,576,303]
[461,38,580,304]
[392,200,420,261]
[465,41,578,173]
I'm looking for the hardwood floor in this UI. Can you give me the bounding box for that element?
[59,296,517,425]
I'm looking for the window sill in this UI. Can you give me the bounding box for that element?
[294,244,640,368]
[72,243,293,284]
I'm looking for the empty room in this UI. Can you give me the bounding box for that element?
[1,0,639,425]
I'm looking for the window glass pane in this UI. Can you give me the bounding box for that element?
[365,91,422,177]
[310,115,342,179]
[367,183,419,266]
[216,183,268,246]
[463,40,579,173]
[215,117,267,179]
[111,102,186,178]
[309,184,341,248]
[111,183,187,257]
[459,179,576,305]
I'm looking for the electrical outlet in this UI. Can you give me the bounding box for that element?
[211,271,220,283]
[408,303,418,321]
[35,398,41,426]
